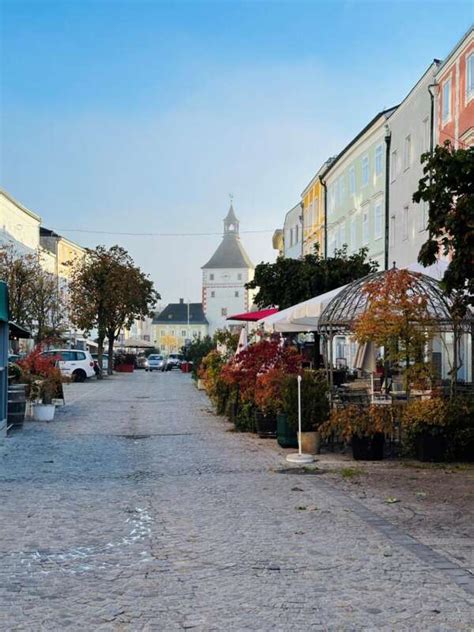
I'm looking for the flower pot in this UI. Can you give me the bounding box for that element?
[277,413,298,448]
[7,384,27,429]
[415,431,446,462]
[352,433,385,461]
[298,431,321,455]
[116,364,134,373]
[255,411,277,438]
[33,403,56,422]
[197,379,206,390]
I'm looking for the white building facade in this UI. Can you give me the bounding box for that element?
[283,202,303,259]
[202,205,255,335]
[388,62,440,269]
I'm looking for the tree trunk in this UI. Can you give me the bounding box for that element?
[97,334,105,380]
[107,335,115,376]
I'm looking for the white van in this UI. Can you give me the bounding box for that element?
[41,349,96,382]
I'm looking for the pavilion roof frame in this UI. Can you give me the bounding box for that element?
[317,268,471,336]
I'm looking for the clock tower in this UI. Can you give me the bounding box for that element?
[202,204,255,334]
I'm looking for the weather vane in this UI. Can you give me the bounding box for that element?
[229,193,234,203]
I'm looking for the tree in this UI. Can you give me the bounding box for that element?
[353,269,436,395]
[246,245,378,310]
[0,244,64,345]
[68,245,159,375]
[413,141,474,306]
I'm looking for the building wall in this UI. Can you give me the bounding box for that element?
[283,203,303,259]
[152,323,208,354]
[325,114,395,270]
[0,190,41,253]
[57,237,85,280]
[202,267,254,334]
[388,64,439,269]
[436,29,474,148]
[302,178,325,256]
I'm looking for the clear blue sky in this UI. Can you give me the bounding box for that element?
[1,0,472,303]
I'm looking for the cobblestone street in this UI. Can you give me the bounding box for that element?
[1,372,472,630]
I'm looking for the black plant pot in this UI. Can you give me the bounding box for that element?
[352,433,385,461]
[255,411,277,438]
[415,431,447,462]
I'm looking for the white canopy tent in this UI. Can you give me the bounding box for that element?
[257,303,315,333]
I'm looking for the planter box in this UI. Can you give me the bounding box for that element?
[352,433,385,461]
[277,413,298,448]
[416,431,446,462]
[116,364,134,373]
[33,404,56,422]
[255,412,277,438]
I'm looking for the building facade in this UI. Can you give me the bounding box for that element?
[283,202,303,259]
[0,189,41,253]
[202,205,255,334]
[325,108,397,270]
[301,159,334,256]
[388,62,440,269]
[272,229,284,256]
[152,300,208,354]
[436,27,474,148]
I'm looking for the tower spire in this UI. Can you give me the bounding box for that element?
[224,200,239,236]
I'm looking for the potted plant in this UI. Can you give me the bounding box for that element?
[115,353,135,373]
[19,347,63,422]
[254,367,287,438]
[401,398,448,462]
[281,370,329,454]
[321,404,394,460]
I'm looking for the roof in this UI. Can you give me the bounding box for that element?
[225,204,238,224]
[202,234,254,269]
[153,302,208,325]
[0,188,41,222]
[227,308,278,322]
[322,107,398,180]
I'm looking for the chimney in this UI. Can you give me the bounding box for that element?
[179,298,184,304]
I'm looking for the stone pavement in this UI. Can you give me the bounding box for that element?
[0,371,472,631]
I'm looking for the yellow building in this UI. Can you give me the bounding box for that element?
[301,158,335,257]
[152,300,209,354]
[39,228,85,280]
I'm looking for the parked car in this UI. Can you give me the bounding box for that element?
[163,353,183,371]
[136,355,148,369]
[145,354,164,371]
[91,353,109,371]
[41,349,96,382]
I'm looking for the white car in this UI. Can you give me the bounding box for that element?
[145,354,164,371]
[41,349,96,382]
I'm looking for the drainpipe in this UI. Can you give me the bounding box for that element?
[384,125,392,271]
[428,83,437,153]
[319,176,328,259]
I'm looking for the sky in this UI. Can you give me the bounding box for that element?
[1,0,473,305]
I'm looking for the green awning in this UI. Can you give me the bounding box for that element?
[0,282,8,323]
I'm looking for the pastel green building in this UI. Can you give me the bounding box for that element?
[324,107,396,269]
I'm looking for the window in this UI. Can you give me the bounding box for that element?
[338,222,345,249]
[361,156,369,186]
[418,200,427,232]
[351,216,357,250]
[374,201,383,239]
[170,330,175,336]
[295,224,299,243]
[181,330,187,337]
[290,227,294,247]
[391,150,398,181]
[237,273,242,281]
[211,291,215,298]
[442,78,451,123]
[339,175,345,200]
[221,308,227,317]
[210,273,214,281]
[402,206,409,240]
[375,145,383,176]
[74,352,86,361]
[468,53,474,101]
[161,330,166,336]
[362,208,369,244]
[349,167,356,194]
[234,291,239,298]
[423,117,430,153]
[59,351,75,362]
[403,135,411,170]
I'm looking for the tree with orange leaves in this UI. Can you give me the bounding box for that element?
[353,269,436,393]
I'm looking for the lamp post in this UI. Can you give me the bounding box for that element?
[286,375,314,464]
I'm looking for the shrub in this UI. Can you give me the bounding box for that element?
[281,370,330,432]
[321,404,396,441]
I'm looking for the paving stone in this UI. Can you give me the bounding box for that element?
[0,372,473,629]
